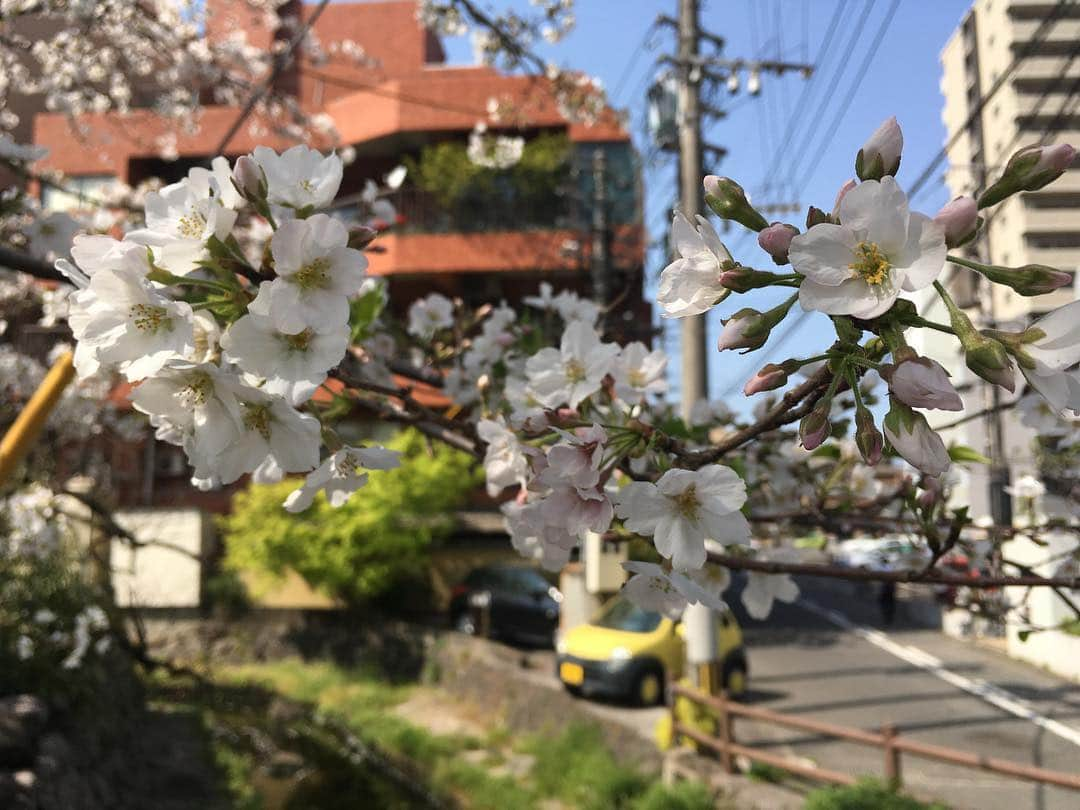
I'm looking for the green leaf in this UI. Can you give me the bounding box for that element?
[810,444,841,460]
[349,285,387,343]
[948,445,992,465]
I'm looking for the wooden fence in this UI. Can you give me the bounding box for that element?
[670,683,1080,791]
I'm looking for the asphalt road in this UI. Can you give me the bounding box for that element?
[724,578,1080,810]
[543,577,1080,810]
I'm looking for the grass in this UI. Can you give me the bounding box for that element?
[218,658,721,810]
[746,760,789,784]
[804,778,952,810]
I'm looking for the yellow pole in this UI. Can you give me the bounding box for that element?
[0,351,75,486]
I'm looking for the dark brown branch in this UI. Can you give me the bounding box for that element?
[666,365,833,468]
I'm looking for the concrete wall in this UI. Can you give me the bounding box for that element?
[1004,530,1080,683]
[111,509,208,608]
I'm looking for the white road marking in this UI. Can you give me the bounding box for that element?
[799,597,1080,749]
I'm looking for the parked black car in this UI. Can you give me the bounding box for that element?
[449,565,561,646]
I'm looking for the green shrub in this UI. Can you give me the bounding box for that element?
[630,780,717,810]
[0,547,115,703]
[804,778,951,810]
[220,429,479,607]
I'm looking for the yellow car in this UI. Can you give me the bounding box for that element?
[555,595,747,706]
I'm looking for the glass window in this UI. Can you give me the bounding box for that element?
[40,174,118,213]
[593,597,663,632]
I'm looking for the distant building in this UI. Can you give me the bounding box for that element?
[919,0,1079,521]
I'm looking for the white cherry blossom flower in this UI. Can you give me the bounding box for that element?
[503,499,577,572]
[525,320,618,408]
[789,177,946,319]
[253,144,343,211]
[26,211,81,261]
[540,485,614,537]
[612,342,667,402]
[284,445,401,512]
[127,175,238,274]
[1005,474,1046,500]
[552,289,600,325]
[478,418,531,496]
[249,214,367,335]
[1018,300,1080,415]
[67,267,195,381]
[539,424,606,492]
[220,313,349,405]
[621,561,689,619]
[213,384,321,485]
[614,465,750,572]
[657,212,732,318]
[407,293,455,338]
[742,569,799,620]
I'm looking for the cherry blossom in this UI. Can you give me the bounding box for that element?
[249,214,367,335]
[525,320,618,408]
[657,212,732,318]
[614,465,749,572]
[284,445,401,512]
[790,177,946,319]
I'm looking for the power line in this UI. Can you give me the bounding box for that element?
[790,0,901,193]
[720,0,901,398]
[216,0,332,154]
[907,0,1076,202]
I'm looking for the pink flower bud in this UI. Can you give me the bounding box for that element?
[743,363,787,396]
[799,401,831,451]
[933,197,979,249]
[232,155,266,201]
[717,309,769,352]
[1036,143,1076,173]
[757,223,799,265]
[888,356,963,411]
[855,409,883,466]
[832,179,857,215]
[856,117,903,180]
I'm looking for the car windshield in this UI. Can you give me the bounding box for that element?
[593,597,663,633]
[491,567,552,593]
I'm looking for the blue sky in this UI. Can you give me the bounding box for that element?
[437,0,974,411]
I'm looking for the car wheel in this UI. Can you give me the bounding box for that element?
[632,666,664,707]
[454,612,478,636]
[722,653,748,699]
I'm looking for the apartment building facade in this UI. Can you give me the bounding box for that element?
[919,0,1080,522]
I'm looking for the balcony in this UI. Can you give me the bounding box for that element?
[386,187,578,234]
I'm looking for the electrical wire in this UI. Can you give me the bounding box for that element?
[907,0,1076,202]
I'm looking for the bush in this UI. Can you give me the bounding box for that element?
[630,781,716,810]
[804,779,951,810]
[220,429,480,607]
[0,547,115,703]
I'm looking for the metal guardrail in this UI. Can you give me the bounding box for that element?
[670,683,1080,792]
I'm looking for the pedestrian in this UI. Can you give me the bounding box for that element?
[878,581,897,626]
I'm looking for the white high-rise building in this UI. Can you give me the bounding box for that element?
[918,0,1080,522]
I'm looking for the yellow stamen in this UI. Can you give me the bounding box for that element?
[564,358,586,383]
[671,485,701,521]
[281,329,314,351]
[849,241,891,286]
[242,403,272,439]
[129,304,172,334]
[292,257,332,290]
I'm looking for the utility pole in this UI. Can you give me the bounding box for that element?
[591,147,611,333]
[649,2,814,697]
[676,0,707,423]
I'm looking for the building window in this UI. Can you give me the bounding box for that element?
[1026,233,1080,249]
[40,175,118,213]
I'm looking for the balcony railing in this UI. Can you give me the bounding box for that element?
[385,187,579,234]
